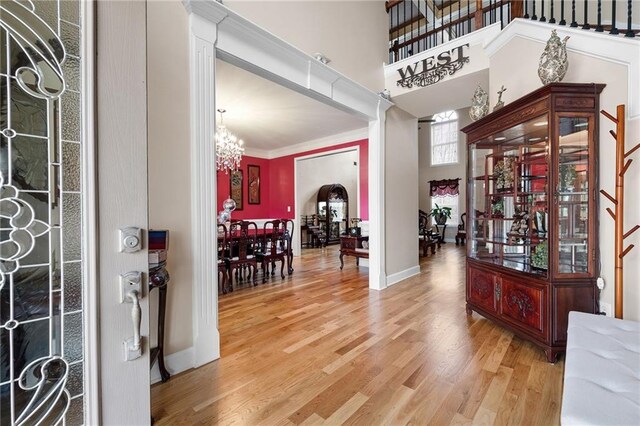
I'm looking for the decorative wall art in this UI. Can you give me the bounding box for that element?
[248,165,261,204]
[230,169,243,210]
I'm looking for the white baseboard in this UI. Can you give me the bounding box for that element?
[150,346,195,385]
[386,265,421,287]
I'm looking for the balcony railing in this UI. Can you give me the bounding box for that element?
[387,0,638,63]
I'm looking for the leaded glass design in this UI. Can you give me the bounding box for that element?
[1,1,84,424]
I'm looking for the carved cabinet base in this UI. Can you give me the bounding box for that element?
[466,261,597,363]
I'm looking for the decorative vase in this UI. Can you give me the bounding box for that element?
[469,85,489,121]
[538,30,570,85]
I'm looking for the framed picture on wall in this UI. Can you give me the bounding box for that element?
[248,165,260,204]
[230,169,243,210]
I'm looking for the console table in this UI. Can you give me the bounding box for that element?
[339,235,369,269]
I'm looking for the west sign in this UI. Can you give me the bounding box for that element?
[396,43,470,89]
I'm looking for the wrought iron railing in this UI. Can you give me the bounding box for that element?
[387,0,638,63]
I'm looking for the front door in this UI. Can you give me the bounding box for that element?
[1,1,150,424]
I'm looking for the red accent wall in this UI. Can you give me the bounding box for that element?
[216,139,369,220]
[216,156,271,219]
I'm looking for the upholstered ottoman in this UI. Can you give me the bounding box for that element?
[561,311,640,425]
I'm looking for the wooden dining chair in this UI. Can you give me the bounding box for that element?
[227,221,258,287]
[217,223,229,294]
[255,219,287,283]
[281,218,294,275]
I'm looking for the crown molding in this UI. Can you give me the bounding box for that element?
[243,127,368,160]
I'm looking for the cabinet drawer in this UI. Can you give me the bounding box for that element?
[468,266,497,313]
[499,278,546,336]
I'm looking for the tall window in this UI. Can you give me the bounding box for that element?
[431,110,458,166]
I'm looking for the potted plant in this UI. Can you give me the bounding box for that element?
[429,203,452,225]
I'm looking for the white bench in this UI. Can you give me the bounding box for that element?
[561,311,640,425]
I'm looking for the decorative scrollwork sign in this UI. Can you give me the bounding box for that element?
[396,43,470,89]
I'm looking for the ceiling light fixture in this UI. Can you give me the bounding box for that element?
[215,109,244,174]
[574,122,589,128]
[530,137,542,142]
[495,136,506,141]
[534,121,548,127]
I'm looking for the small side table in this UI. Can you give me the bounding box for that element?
[149,261,170,382]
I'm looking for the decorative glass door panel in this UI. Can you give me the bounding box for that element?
[554,114,592,277]
[1,1,84,424]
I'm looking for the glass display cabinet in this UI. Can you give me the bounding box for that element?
[317,184,349,245]
[461,83,605,362]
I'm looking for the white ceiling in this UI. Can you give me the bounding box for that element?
[215,59,367,151]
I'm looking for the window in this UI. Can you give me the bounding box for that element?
[431,195,459,226]
[431,110,458,166]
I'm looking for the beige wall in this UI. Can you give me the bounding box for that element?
[489,36,640,320]
[225,0,389,92]
[147,0,192,355]
[296,149,360,219]
[385,107,420,276]
[418,107,471,241]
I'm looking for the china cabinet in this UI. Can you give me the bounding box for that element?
[461,83,605,362]
[317,184,349,245]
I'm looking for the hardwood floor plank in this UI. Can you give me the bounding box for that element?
[151,245,563,425]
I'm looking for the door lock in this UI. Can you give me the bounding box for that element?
[119,227,142,253]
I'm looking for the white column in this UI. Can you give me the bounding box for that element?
[368,102,387,291]
[189,14,221,367]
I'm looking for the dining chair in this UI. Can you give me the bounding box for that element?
[217,223,229,294]
[281,218,294,275]
[255,219,287,283]
[227,221,258,287]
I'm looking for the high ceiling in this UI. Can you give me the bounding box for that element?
[215,60,367,152]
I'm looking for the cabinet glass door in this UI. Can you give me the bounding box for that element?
[554,115,592,276]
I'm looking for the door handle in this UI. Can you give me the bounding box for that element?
[127,289,141,351]
[120,272,143,361]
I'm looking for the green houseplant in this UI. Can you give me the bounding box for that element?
[429,204,452,225]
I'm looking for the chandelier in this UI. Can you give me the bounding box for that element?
[215,109,244,173]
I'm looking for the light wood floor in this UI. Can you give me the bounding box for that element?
[151,244,564,425]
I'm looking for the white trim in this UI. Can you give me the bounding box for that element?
[150,347,195,385]
[188,13,221,367]
[386,265,421,287]
[268,128,369,159]
[293,146,361,257]
[242,127,368,160]
[81,0,99,422]
[183,0,392,366]
[484,18,640,119]
[368,104,387,291]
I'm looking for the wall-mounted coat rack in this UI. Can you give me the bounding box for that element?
[600,104,640,319]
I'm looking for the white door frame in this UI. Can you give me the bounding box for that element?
[293,145,361,257]
[81,0,99,422]
[183,0,392,367]
[94,1,150,423]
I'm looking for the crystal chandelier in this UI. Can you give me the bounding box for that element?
[215,109,244,173]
